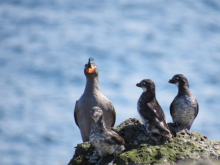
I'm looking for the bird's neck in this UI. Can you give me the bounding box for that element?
[141,92,155,102]
[84,77,101,93]
[178,86,190,96]
[94,116,107,131]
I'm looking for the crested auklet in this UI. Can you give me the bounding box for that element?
[169,74,199,135]
[89,106,125,165]
[74,58,116,142]
[136,79,172,140]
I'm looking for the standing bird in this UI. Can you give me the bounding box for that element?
[169,74,199,135]
[74,58,116,142]
[136,79,172,140]
[89,106,125,165]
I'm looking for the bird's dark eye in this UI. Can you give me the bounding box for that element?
[176,76,179,80]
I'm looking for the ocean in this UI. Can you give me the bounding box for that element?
[0,0,220,164]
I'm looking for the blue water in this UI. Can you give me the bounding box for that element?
[0,0,220,164]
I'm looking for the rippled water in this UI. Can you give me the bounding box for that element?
[0,0,220,164]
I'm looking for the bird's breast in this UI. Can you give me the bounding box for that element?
[172,96,197,124]
[137,97,146,111]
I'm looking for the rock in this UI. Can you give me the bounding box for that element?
[68,118,220,165]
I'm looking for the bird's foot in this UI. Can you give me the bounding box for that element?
[137,124,150,138]
[171,129,177,137]
[149,133,169,144]
[106,158,115,165]
[137,124,146,133]
[161,135,171,143]
[164,139,169,144]
[174,122,179,127]
[185,129,193,138]
[96,156,103,165]
[137,124,145,132]
[147,133,162,142]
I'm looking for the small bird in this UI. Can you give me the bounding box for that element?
[136,79,172,140]
[74,58,116,142]
[89,106,125,165]
[169,74,199,135]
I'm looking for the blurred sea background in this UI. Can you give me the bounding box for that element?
[0,0,220,164]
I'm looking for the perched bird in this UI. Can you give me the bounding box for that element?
[74,58,116,142]
[136,79,172,140]
[89,106,125,165]
[169,74,199,135]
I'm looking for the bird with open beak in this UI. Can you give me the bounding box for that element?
[74,58,116,142]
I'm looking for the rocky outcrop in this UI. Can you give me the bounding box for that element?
[69,118,220,165]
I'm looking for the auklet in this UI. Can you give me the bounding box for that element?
[136,79,172,140]
[89,106,125,165]
[169,74,199,135]
[74,58,116,142]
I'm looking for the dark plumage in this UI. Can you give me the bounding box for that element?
[74,58,116,142]
[169,74,199,135]
[89,106,125,165]
[136,79,172,140]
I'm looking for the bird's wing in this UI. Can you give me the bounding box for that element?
[144,100,170,131]
[170,101,174,119]
[74,100,79,127]
[140,100,163,122]
[107,101,116,127]
[111,105,116,127]
[106,131,125,145]
[195,102,199,118]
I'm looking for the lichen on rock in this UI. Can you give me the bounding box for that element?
[68,118,220,165]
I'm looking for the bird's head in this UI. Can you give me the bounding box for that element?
[90,107,103,123]
[169,74,189,88]
[136,79,155,93]
[84,57,99,77]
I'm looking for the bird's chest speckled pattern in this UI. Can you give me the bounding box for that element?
[89,124,122,156]
[172,95,197,127]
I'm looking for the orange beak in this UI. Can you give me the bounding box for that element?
[86,68,95,74]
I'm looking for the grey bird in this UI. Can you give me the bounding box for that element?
[169,74,199,135]
[89,106,125,165]
[74,58,116,142]
[136,79,172,140]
